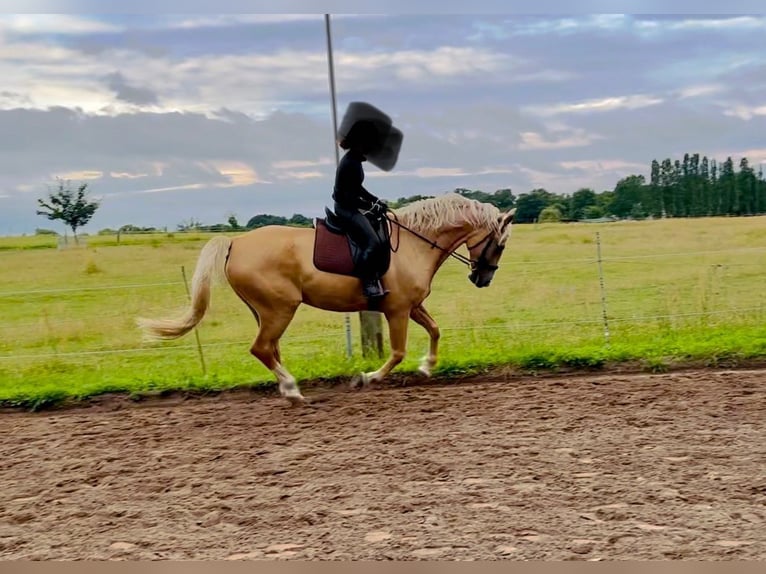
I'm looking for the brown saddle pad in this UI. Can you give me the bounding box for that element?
[313,218,356,276]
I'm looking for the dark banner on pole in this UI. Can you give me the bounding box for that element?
[338,101,403,172]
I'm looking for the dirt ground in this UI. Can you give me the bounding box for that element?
[1,367,765,560]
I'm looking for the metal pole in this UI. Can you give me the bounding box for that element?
[181,265,207,375]
[325,14,341,169]
[325,13,353,359]
[595,232,610,347]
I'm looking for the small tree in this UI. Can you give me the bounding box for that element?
[538,205,562,223]
[227,214,241,230]
[177,218,202,232]
[36,178,100,244]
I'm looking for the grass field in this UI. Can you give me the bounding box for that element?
[1,216,766,409]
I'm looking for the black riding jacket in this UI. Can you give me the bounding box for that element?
[332,150,379,211]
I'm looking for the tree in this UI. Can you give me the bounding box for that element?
[246,214,288,229]
[738,157,756,215]
[720,157,736,215]
[570,188,597,220]
[700,156,711,216]
[538,205,562,222]
[648,160,662,217]
[514,188,556,223]
[608,175,646,218]
[288,214,312,227]
[227,214,241,230]
[177,218,202,231]
[583,205,605,219]
[36,178,100,244]
[490,188,516,210]
[388,194,434,208]
[660,158,675,217]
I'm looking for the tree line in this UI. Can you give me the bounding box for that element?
[434,153,765,224]
[35,153,766,238]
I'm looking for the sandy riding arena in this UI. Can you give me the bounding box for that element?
[1,367,765,560]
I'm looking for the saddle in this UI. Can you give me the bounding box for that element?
[313,208,391,278]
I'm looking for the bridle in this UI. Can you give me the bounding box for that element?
[383,212,500,271]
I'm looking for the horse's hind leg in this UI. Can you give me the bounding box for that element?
[249,306,304,405]
[410,304,440,377]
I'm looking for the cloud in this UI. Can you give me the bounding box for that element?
[110,171,151,179]
[560,160,647,173]
[275,170,324,181]
[162,14,374,30]
[0,90,32,107]
[132,183,205,195]
[504,15,630,37]
[55,170,103,180]
[166,14,324,29]
[519,128,600,150]
[0,14,121,35]
[494,15,766,39]
[103,72,159,106]
[0,35,522,117]
[369,165,515,179]
[339,46,518,84]
[271,159,334,170]
[414,167,468,177]
[708,148,766,166]
[515,164,635,194]
[208,161,265,186]
[674,84,725,100]
[723,103,766,121]
[527,94,665,117]
[655,16,766,33]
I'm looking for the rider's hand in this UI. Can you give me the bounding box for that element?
[368,201,383,215]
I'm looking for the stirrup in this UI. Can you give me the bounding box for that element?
[363,279,388,299]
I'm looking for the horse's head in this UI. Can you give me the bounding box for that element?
[467,208,515,288]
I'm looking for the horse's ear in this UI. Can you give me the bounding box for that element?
[499,208,516,229]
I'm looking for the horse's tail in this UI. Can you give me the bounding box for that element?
[136,235,232,340]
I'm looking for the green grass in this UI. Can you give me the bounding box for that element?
[1,217,766,410]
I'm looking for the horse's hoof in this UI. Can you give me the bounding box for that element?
[350,372,372,390]
[349,374,365,390]
[418,356,434,377]
[285,394,307,407]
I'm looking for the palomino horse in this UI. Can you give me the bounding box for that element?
[137,193,516,405]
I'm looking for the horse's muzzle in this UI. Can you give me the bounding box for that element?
[469,271,492,288]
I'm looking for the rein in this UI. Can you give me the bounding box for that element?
[383,212,492,269]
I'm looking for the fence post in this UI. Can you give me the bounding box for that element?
[596,232,611,346]
[360,311,385,358]
[181,265,207,375]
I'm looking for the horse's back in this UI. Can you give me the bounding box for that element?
[227,224,315,275]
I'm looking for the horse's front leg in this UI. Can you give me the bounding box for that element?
[353,311,409,388]
[410,304,440,377]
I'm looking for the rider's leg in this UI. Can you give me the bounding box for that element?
[334,204,387,298]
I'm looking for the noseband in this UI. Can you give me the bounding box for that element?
[467,232,501,272]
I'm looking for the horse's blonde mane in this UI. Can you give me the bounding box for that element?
[391,193,501,234]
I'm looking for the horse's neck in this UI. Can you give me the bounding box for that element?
[395,222,473,282]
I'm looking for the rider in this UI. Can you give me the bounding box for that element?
[332,120,389,300]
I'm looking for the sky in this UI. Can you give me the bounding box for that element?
[0,13,765,234]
